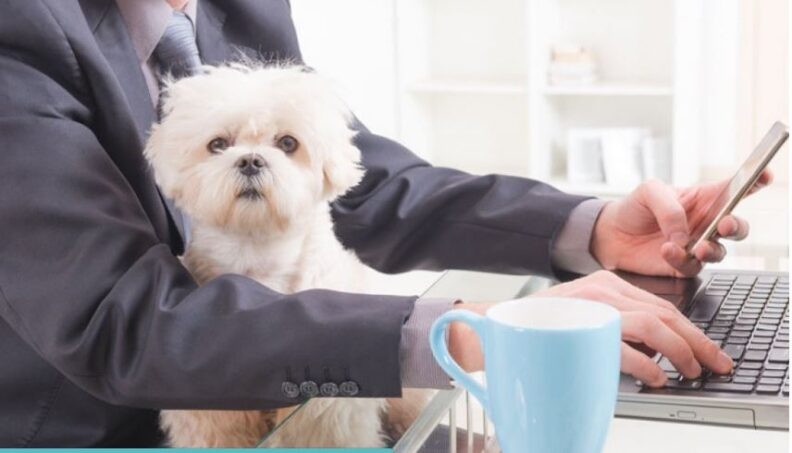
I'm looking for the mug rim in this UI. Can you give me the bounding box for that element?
[485,297,620,331]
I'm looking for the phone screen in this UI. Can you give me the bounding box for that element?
[687,121,788,251]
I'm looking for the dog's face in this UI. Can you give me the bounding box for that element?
[145,65,363,235]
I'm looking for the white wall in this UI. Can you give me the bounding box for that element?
[289,0,399,138]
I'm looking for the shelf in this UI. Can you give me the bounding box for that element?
[407,79,527,96]
[542,81,673,97]
[549,179,632,197]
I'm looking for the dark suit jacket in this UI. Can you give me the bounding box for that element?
[0,0,589,446]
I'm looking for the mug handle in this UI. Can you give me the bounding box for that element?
[429,310,489,412]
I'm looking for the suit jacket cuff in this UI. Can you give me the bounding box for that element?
[400,297,456,389]
[551,198,607,275]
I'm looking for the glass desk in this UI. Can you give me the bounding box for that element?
[259,249,789,451]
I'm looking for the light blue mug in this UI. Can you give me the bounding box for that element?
[430,297,621,453]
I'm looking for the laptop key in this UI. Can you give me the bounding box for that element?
[708,374,732,383]
[759,377,783,385]
[657,357,677,371]
[748,343,770,351]
[666,379,703,390]
[689,295,724,322]
[762,370,786,378]
[722,344,745,361]
[733,376,757,384]
[768,348,789,363]
[732,324,754,331]
[707,326,730,333]
[737,362,762,370]
[756,385,781,394]
[765,362,788,371]
[726,337,749,345]
[703,382,754,393]
[744,350,768,361]
[735,369,760,377]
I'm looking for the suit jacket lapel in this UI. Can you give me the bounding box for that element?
[196,1,233,64]
[79,0,185,254]
[82,0,157,144]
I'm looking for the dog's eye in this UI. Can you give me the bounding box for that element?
[276,135,299,154]
[207,137,230,154]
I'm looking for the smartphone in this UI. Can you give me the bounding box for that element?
[686,121,789,254]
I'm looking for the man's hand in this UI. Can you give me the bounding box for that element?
[448,271,734,387]
[591,171,773,277]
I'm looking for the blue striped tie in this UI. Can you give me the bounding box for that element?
[153,11,202,79]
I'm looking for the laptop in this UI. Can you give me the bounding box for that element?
[616,269,789,430]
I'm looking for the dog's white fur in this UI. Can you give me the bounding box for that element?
[144,64,424,448]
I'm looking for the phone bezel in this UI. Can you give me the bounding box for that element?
[686,122,789,255]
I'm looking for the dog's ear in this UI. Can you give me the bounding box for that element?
[322,138,364,200]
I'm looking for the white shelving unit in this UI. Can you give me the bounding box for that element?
[393,0,730,197]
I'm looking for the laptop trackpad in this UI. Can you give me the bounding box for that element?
[617,401,756,427]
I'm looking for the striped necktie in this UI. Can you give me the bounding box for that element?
[153,10,202,79]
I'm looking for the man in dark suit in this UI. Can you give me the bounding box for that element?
[0,0,765,446]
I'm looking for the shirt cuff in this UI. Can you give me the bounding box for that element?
[551,198,607,275]
[400,297,456,389]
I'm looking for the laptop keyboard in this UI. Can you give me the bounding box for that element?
[639,273,789,396]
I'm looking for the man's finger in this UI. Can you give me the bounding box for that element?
[693,240,727,263]
[612,291,733,376]
[746,169,774,196]
[621,311,701,378]
[643,306,733,375]
[638,180,690,246]
[717,215,749,240]
[621,342,666,387]
[661,242,702,277]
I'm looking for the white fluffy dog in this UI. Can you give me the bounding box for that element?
[144,64,424,448]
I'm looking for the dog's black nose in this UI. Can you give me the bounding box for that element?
[235,154,265,177]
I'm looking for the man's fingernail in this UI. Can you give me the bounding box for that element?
[670,232,689,247]
[690,361,702,377]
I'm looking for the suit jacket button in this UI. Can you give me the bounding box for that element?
[339,380,360,396]
[281,381,300,399]
[320,382,339,397]
[300,380,319,397]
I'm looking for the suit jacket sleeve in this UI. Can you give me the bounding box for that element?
[332,122,592,277]
[0,5,413,410]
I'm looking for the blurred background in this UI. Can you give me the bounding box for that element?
[290,0,789,274]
